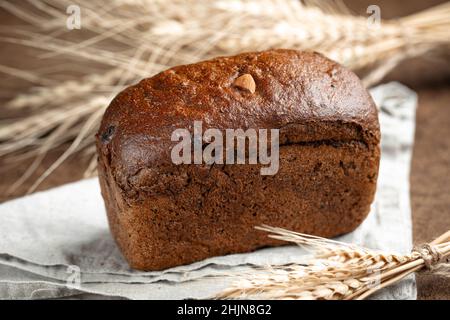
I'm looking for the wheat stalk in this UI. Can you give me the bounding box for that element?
[1,0,449,193]
[215,226,450,300]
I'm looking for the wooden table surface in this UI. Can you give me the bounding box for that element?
[1,1,449,299]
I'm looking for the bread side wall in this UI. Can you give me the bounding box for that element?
[97,140,379,271]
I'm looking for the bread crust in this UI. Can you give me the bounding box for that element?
[96,49,380,271]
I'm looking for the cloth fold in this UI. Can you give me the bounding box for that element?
[0,82,417,300]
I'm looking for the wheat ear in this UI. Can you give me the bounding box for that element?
[216,226,450,300]
[1,0,449,189]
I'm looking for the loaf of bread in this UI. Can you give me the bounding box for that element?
[96,49,380,271]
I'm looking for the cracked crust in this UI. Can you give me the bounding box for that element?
[96,49,380,271]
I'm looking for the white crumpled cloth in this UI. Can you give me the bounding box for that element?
[0,82,417,300]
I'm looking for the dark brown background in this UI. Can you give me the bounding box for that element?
[0,1,449,299]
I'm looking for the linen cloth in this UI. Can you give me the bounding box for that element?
[0,82,417,299]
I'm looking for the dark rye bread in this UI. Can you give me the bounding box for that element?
[96,49,380,271]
